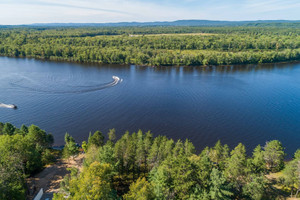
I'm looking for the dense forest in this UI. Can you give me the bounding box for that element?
[0,122,54,199]
[56,130,300,200]
[0,122,300,199]
[0,25,299,66]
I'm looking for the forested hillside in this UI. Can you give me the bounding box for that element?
[2,19,300,28]
[0,26,299,66]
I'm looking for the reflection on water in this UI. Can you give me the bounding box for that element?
[0,57,300,157]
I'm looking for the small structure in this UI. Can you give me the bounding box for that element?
[33,188,43,200]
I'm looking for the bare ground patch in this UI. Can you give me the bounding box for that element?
[27,154,84,200]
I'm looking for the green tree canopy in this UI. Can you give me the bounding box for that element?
[123,177,154,200]
[263,140,285,172]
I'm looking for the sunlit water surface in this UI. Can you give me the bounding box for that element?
[1,57,300,156]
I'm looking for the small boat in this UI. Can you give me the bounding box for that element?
[0,103,17,109]
[10,104,17,109]
[112,76,120,81]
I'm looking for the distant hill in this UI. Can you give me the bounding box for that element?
[1,20,300,28]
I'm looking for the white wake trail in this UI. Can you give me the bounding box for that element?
[2,76,121,109]
[10,76,122,94]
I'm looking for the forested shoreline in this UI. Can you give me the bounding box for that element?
[1,122,299,199]
[0,26,299,66]
[55,130,300,200]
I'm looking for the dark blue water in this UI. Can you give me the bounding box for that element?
[0,57,299,156]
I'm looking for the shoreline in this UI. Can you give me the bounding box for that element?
[1,54,300,68]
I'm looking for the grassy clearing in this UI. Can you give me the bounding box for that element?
[266,171,300,200]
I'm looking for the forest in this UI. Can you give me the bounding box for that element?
[1,122,299,199]
[0,25,299,66]
[0,122,54,199]
[54,130,300,200]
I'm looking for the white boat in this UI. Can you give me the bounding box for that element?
[112,76,120,81]
[0,103,17,109]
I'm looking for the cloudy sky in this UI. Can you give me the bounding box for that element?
[0,0,299,25]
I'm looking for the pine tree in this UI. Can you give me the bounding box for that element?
[184,139,195,157]
[210,140,223,164]
[251,145,266,174]
[63,133,79,159]
[172,139,184,157]
[225,143,247,193]
[283,149,300,198]
[150,166,171,199]
[136,130,146,174]
[209,168,233,200]
[242,175,267,200]
[108,128,116,142]
[88,131,104,148]
[123,177,155,200]
[196,153,213,188]
[147,137,161,170]
[263,140,285,172]
[2,123,16,135]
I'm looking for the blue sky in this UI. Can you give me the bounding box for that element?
[0,0,299,25]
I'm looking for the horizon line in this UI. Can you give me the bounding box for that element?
[1,19,300,26]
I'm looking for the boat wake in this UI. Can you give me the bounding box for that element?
[10,76,122,94]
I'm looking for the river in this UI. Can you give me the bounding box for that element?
[0,57,299,156]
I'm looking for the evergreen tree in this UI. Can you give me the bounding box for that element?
[136,130,146,174]
[2,122,16,135]
[209,168,233,200]
[172,139,184,157]
[98,143,116,168]
[107,128,116,145]
[283,149,300,198]
[150,166,172,199]
[88,131,104,148]
[148,137,161,169]
[263,140,285,172]
[123,177,155,200]
[196,152,213,188]
[63,133,79,159]
[242,175,267,200]
[20,124,28,136]
[163,155,196,199]
[225,143,247,193]
[210,140,223,164]
[251,145,266,174]
[0,122,4,134]
[27,124,48,148]
[184,139,195,157]
[189,185,210,200]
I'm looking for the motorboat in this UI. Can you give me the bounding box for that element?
[0,103,17,109]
